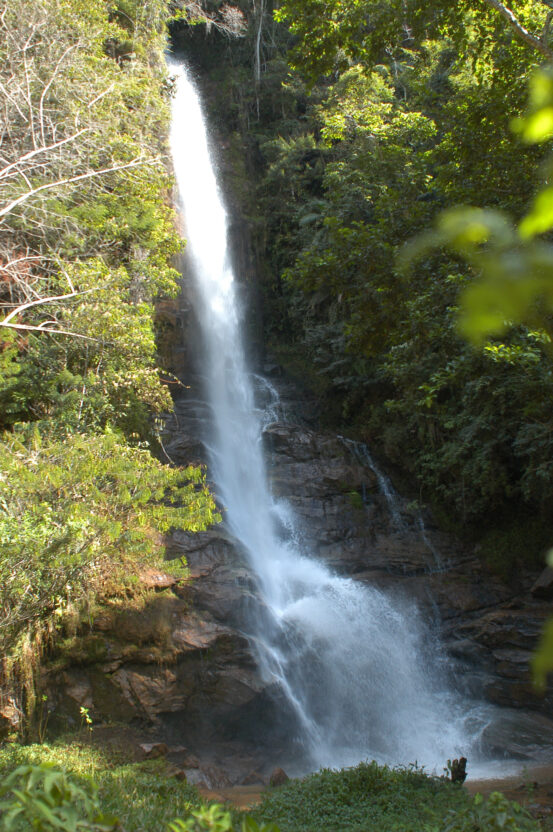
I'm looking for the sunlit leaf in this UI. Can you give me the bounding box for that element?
[532,618,553,692]
[519,187,553,238]
[517,107,553,143]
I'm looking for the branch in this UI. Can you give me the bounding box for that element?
[0,129,89,182]
[483,0,553,59]
[0,157,158,221]
[1,288,98,326]
[87,83,115,109]
[0,321,103,341]
[38,44,79,145]
[543,10,553,46]
[0,79,28,122]
[0,254,42,271]
[176,2,247,36]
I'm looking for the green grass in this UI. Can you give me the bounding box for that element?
[0,739,202,831]
[249,762,540,832]
[0,743,544,832]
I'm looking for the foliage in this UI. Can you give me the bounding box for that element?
[443,790,539,832]
[275,0,553,83]
[0,0,229,726]
[0,0,183,438]
[0,750,538,832]
[0,763,118,831]
[406,66,553,345]
[0,744,201,832]
[251,761,540,832]
[197,0,553,545]
[532,547,553,689]
[0,752,282,832]
[169,805,279,832]
[0,429,219,659]
[169,805,236,832]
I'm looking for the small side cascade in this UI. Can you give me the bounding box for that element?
[416,514,446,573]
[340,437,405,530]
[340,436,444,572]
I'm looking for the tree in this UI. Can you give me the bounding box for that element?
[173,1,247,35]
[482,0,553,59]
[0,0,162,338]
[274,0,553,82]
[0,430,219,657]
[0,0,187,435]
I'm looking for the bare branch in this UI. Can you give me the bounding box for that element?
[0,254,42,271]
[483,0,553,59]
[1,288,98,326]
[0,321,103,341]
[0,157,158,222]
[0,129,89,182]
[176,1,247,36]
[38,43,79,145]
[0,79,28,122]
[87,83,115,109]
[22,42,38,150]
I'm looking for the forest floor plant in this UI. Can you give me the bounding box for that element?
[0,746,547,832]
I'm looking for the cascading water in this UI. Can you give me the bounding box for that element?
[168,58,490,772]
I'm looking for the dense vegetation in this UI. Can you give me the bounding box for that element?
[252,761,542,832]
[0,741,203,831]
[0,743,543,831]
[0,0,221,726]
[178,0,553,571]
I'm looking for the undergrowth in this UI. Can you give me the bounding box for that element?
[0,741,201,831]
[0,745,544,832]
[250,762,542,832]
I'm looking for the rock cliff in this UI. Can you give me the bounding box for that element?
[41,376,553,778]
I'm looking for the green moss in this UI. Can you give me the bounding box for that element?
[346,490,365,511]
[164,556,190,579]
[55,635,109,666]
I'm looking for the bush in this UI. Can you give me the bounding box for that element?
[0,430,219,662]
[0,763,118,831]
[444,791,540,832]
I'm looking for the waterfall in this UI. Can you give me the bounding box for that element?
[167,58,489,773]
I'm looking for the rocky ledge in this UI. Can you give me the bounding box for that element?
[36,394,553,775]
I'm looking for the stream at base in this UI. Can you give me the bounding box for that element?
[167,56,540,778]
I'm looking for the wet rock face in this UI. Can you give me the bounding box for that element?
[262,420,553,740]
[449,607,553,714]
[45,581,272,747]
[45,401,553,765]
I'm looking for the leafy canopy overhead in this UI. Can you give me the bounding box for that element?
[275,0,553,82]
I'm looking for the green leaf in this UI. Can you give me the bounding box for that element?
[437,208,516,251]
[517,106,553,143]
[532,618,553,692]
[519,187,553,238]
[241,818,260,832]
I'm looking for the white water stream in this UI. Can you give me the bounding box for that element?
[168,59,492,773]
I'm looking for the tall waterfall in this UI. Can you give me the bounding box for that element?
[168,58,486,772]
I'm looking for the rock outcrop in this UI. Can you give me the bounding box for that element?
[262,418,553,731]
[45,576,271,748]
[43,382,553,769]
